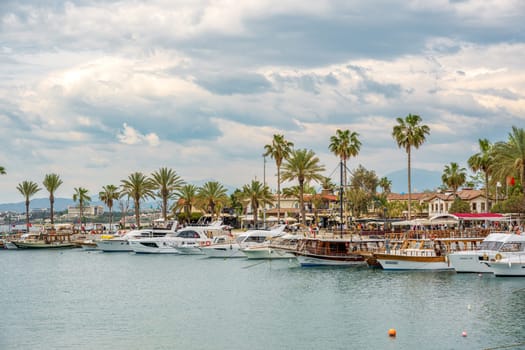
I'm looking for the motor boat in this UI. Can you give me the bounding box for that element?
[96,221,178,252]
[485,252,525,277]
[241,234,301,260]
[129,220,226,254]
[448,232,525,273]
[200,224,287,258]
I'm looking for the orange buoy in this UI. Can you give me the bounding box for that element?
[388,328,397,337]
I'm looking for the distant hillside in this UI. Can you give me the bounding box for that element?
[384,168,442,193]
[0,197,105,213]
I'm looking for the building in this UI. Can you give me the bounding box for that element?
[67,205,105,218]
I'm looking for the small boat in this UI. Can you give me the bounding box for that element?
[485,253,525,277]
[448,232,525,273]
[374,236,484,271]
[293,238,374,267]
[12,230,77,249]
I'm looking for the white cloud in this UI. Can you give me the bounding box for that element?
[117,123,160,146]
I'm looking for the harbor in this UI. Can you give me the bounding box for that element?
[1,248,524,350]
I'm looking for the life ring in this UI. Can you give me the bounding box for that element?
[495,253,503,261]
[205,241,211,246]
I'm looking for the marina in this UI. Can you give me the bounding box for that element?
[1,248,524,350]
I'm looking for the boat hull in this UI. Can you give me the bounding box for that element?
[13,241,77,249]
[200,244,246,258]
[242,246,296,260]
[294,253,366,267]
[96,239,133,252]
[374,253,454,271]
[447,251,493,273]
[129,240,179,254]
[488,258,525,277]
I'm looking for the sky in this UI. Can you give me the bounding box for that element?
[0,0,524,204]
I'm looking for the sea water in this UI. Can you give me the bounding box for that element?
[1,250,524,350]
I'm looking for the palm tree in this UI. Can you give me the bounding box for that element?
[329,129,361,188]
[197,181,229,220]
[441,162,467,195]
[16,180,41,232]
[281,148,325,225]
[378,176,392,194]
[263,134,294,221]
[42,173,63,225]
[0,166,6,175]
[174,184,198,224]
[99,185,120,233]
[151,167,184,222]
[392,114,430,220]
[241,179,274,226]
[73,187,91,229]
[468,138,493,211]
[120,172,156,229]
[490,126,525,194]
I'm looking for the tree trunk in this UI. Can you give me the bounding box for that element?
[50,194,55,225]
[484,172,489,212]
[277,166,281,221]
[299,179,305,225]
[25,200,30,232]
[407,147,412,220]
[162,196,168,221]
[134,199,140,228]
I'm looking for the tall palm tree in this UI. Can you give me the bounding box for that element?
[120,172,156,229]
[197,181,229,220]
[378,177,392,194]
[73,187,91,229]
[174,184,198,224]
[329,129,361,188]
[490,126,525,194]
[468,138,493,211]
[99,184,120,233]
[329,129,361,227]
[241,179,274,226]
[442,162,467,195]
[0,166,6,175]
[151,167,185,221]
[16,180,41,232]
[263,134,294,221]
[281,148,325,225]
[43,173,63,225]
[392,114,430,220]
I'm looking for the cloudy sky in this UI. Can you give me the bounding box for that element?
[0,0,524,203]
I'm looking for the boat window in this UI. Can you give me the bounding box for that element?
[500,242,525,252]
[479,241,504,250]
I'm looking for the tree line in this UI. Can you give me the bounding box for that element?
[2,116,524,230]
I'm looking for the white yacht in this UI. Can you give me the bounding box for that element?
[96,222,178,252]
[485,253,525,277]
[242,234,301,260]
[200,224,287,258]
[129,220,226,254]
[448,232,525,273]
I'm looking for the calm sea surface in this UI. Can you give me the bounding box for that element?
[1,249,524,350]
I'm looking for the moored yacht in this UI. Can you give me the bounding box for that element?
[448,232,525,273]
[129,220,226,254]
[96,221,178,252]
[242,234,301,260]
[200,224,287,258]
[485,252,525,277]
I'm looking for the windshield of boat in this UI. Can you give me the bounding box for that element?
[499,242,525,252]
[479,241,504,250]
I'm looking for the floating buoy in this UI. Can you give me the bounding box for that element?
[388,328,397,337]
[467,304,471,311]
[462,331,467,337]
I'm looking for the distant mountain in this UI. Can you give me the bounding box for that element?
[0,197,105,213]
[384,168,442,193]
